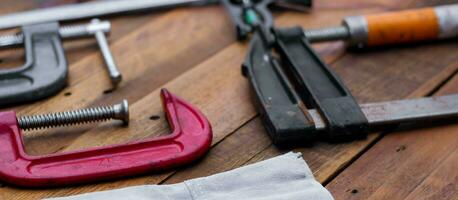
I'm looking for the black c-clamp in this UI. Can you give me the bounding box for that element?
[0,19,117,107]
[0,23,67,106]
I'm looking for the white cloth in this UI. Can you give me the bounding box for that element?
[48,152,334,200]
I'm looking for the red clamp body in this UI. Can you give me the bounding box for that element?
[0,89,212,187]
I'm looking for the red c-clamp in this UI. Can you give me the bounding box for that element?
[0,89,212,187]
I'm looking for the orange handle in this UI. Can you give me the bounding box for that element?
[365,8,439,46]
[344,5,458,47]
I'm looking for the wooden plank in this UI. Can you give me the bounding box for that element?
[326,75,458,200]
[0,2,217,70]
[0,0,36,14]
[0,1,166,93]
[0,2,388,198]
[0,11,161,73]
[1,5,223,116]
[226,0,458,185]
[109,0,457,188]
[0,37,250,200]
[4,0,365,159]
[164,118,272,184]
[161,0,458,190]
[404,148,458,200]
[161,41,458,186]
[0,5,236,199]
[15,6,235,156]
[0,0,457,199]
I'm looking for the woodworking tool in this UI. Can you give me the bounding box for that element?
[223,1,457,45]
[303,4,458,47]
[0,0,219,29]
[0,19,120,106]
[240,5,458,144]
[0,89,213,187]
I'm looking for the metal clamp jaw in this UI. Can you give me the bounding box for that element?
[0,89,212,187]
[221,0,312,40]
[0,19,118,107]
[243,25,458,145]
[0,23,67,107]
[242,26,369,144]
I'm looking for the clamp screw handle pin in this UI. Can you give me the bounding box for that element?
[18,100,129,131]
[91,19,123,87]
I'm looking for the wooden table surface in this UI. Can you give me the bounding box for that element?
[0,0,457,199]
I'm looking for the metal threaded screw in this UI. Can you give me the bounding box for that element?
[18,100,129,131]
[0,34,23,47]
[0,20,110,48]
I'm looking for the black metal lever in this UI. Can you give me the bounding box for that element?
[274,27,368,140]
[242,26,368,144]
[242,29,317,144]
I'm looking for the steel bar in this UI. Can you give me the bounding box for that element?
[308,94,458,130]
[304,26,350,43]
[0,0,217,29]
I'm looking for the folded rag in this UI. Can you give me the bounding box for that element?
[48,152,334,200]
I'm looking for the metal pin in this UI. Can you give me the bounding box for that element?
[91,19,123,87]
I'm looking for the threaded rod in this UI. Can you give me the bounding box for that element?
[18,100,129,131]
[0,20,110,48]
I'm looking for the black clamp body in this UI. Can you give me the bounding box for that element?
[221,0,312,40]
[242,26,368,144]
[242,29,316,144]
[0,23,67,107]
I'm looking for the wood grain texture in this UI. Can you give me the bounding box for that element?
[326,75,458,200]
[0,0,457,199]
[404,148,458,200]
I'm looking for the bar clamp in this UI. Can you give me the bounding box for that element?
[243,24,458,145]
